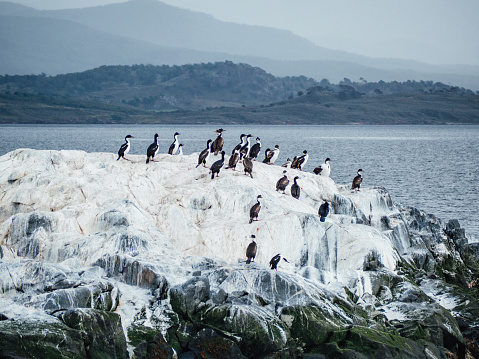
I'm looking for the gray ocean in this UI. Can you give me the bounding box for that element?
[1,124,478,239]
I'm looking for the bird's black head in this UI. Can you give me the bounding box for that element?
[303,150,308,154]
[283,170,287,174]
[207,139,213,144]
[325,157,331,162]
[294,176,299,180]
[216,128,225,133]
[257,194,263,199]
[125,135,133,139]
[247,134,253,138]
[179,143,183,147]
[358,169,363,173]
[154,133,159,138]
[221,151,225,155]
[174,132,180,136]
[275,145,279,149]
[256,137,260,141]
[240,133,246,138]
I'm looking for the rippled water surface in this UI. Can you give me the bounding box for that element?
[1,124,478,239]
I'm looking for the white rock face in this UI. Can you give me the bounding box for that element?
[0,148,463,346]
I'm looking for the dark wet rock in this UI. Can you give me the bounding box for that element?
[131,329,175,359]
[0,319,87,359]
[188,328,247,359]
[170,276,211,321]
[59,308,128,359]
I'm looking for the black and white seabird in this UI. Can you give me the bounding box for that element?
[262,148,272,164]
[318,201,329,222]
[276,170,289,194]
[211,128,225,156]
[281,158,291,168]
[243,156,254,178]
[291,176,300,199]
[146,133,159,164]
[249,194,262,224]
[168,132,180,155]
[269,253,289,271]
[246,235,257,264]
[313,158,331,177]
[291,150,309,171]
[196,139,213,168]
[227,148,240,170]
[210,151,225,179]
[270,145,280,165]
[232,134,246,155]
[352,169,363,191]
[249,137,261,161]
[177,144,183,155]
[117,134,133,161]
[240,134,253,160]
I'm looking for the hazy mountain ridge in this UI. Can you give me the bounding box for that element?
[1,0,479,90]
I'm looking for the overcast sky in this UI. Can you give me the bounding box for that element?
[4,0,479,65]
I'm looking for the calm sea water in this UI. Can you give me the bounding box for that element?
[1,124,478,239]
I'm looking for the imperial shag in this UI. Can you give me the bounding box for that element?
[196,139,212,168]
[227,148,240,170]
[318,201,329,222]
[117,135,133,161]
[262,148,272,164]
[281,158,291,168]
[177,144,183,155]
[211,128,225,155]
[249,195,262,224]
[240,134,253,160]
[245,235,257,264]
[232,134,246,155]
[243,156,253,178]
[269,254,289,271]
[270,145,280,165]
[352,169,363,191]
[168,132,180,155]
[291,176,300,199]
[249,137,261,160]
[276,170,289,194]
[210,151,225,179]
[291,150,309,171]
[146,133,159,164]
[313,158,331,177]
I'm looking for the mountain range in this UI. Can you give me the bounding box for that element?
[1,0,479,90]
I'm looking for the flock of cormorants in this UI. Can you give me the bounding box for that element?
[117,129,363,271]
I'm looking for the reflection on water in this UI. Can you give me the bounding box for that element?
[1,124,478,239]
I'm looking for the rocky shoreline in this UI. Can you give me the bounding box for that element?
[0,149,478,358]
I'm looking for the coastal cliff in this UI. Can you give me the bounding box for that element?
[0,149,478,358]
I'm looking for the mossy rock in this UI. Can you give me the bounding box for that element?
[0,319,86,359]
[187,328,247,359]
[131,331,175,359]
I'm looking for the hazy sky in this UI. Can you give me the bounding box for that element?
[4,0,479,65]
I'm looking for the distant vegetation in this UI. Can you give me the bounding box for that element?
[0,62,478,125]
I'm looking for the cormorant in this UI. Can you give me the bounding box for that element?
[211,128,225,156]
[318,201,329,222]
[281,158,291,168]
[232,134,246,155]
[117,134,133,161]
[262,148,272,164]
[269,253,289,271]
[276,170,289,194]
[177,144,183,155]
[270,145,280,165]
[227,148,240,170]
[240,134,253,160]
[249,195,263,224]
[291,150,309,171]
[146,133,159,164]
[291,176,300,199]
[210,151,225,179]
[196,139,213,168]
[243,156,253,178]
[249,137,261,160]
[246,235,257,264]
[313,158,331,177]
[168,132,180,155]
[352,169,363,191]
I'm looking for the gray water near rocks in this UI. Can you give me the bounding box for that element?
[1,124,478,239]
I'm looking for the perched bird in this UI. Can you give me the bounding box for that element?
[313,158,331,177]
[177,144,183,155]
[227,148,240,170]
[352,169,363,191]
[196,139,213,168]
[240,134,253,160]
[318,201,329,222]
[281,158,291,168]
[146,133,159,164]
[246,235,257,264]
[249,137,261,160]
[211,128,225,155]
[232,134,246,155]
[291,176,300,199]
[117,134,133,161]
[291,150,309,171]
[243,156,253,178]
[168,132,180,155]
[269,254,289,271]
[269,145,280,165]
[276,170,289,194]
[262,148,272,164]
[210,151,225,179]
[249,195,263,224]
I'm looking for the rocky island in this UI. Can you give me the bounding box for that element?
[0,149,478,358]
